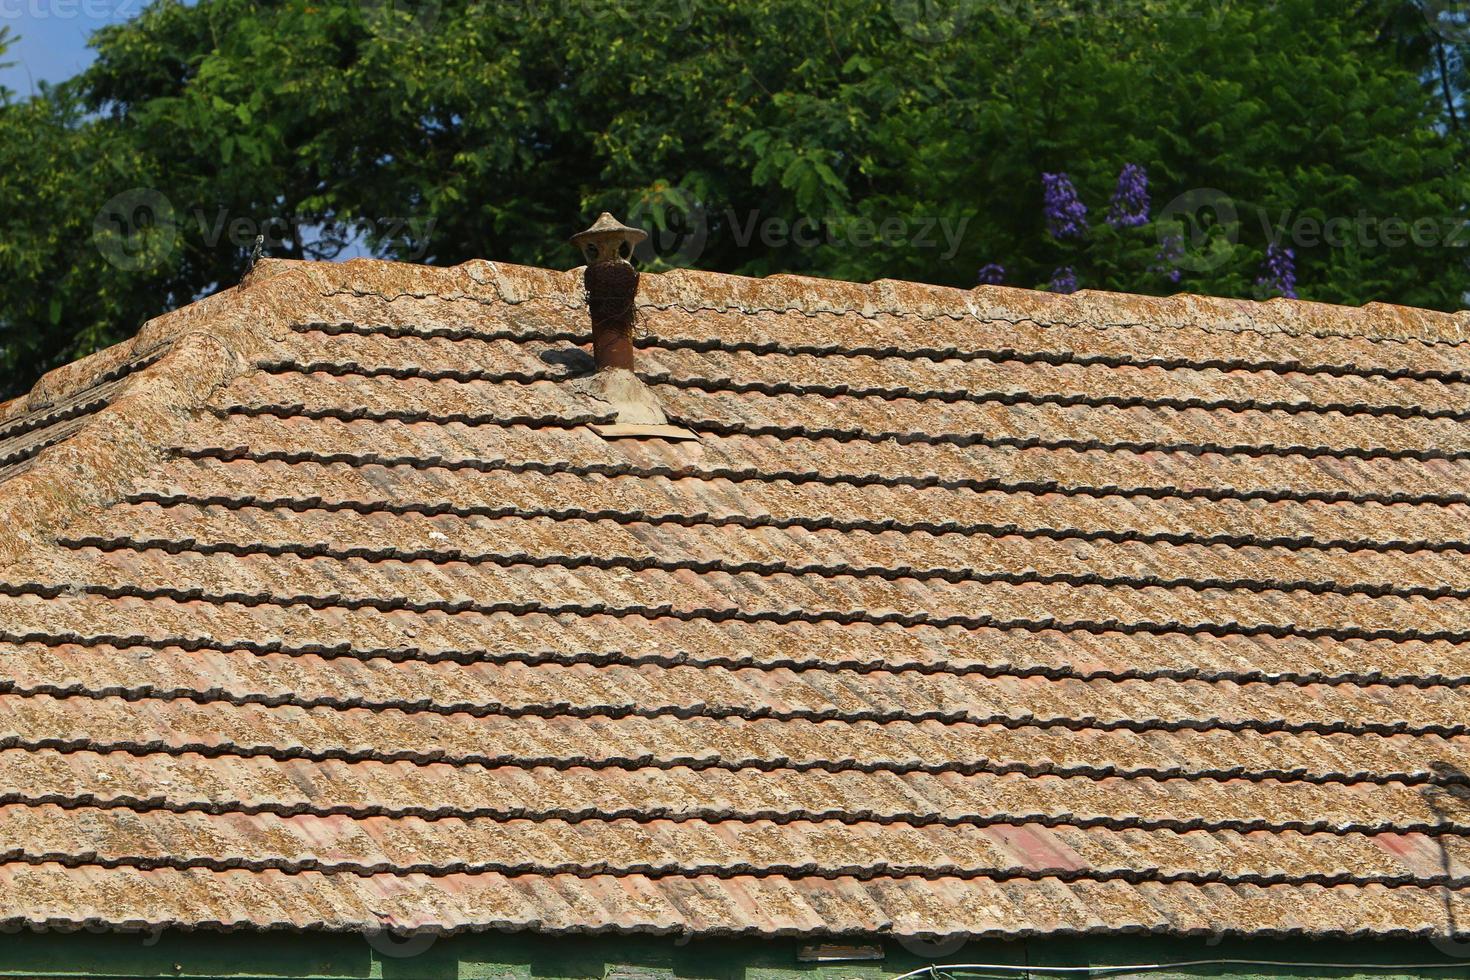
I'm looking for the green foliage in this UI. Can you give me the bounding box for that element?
[0,0,1466,394]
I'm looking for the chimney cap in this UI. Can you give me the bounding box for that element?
[571,212,648,258]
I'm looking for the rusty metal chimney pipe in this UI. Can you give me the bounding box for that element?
[571,213,648,372]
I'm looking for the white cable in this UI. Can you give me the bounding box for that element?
[889,958,1470,978]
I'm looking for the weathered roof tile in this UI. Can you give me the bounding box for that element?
[4,258,1470,939]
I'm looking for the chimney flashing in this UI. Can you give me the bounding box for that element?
[579,367,667,424]
[574,367,699,440]
[590,422,701,441]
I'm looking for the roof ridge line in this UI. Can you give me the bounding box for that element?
[316,255,1470,348]
[647,268,1470,348]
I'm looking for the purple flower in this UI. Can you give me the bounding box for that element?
[977,263,1005,285]
[1047,266,1079,294]
[1256,242,1297,299]
[1107,163,1150,229]
[1150,233,1184,284]
[1042,172,1089,239]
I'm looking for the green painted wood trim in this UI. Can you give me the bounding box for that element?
[1,931,1467,980]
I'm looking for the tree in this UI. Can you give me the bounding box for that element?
[0,0,1466,396]
[0,53,176,389]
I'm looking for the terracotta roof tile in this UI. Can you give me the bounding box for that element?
[4,257,1470,938]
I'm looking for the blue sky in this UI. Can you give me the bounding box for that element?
[1,1,140,96]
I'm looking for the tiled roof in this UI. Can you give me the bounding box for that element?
[5,256,1470,939]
